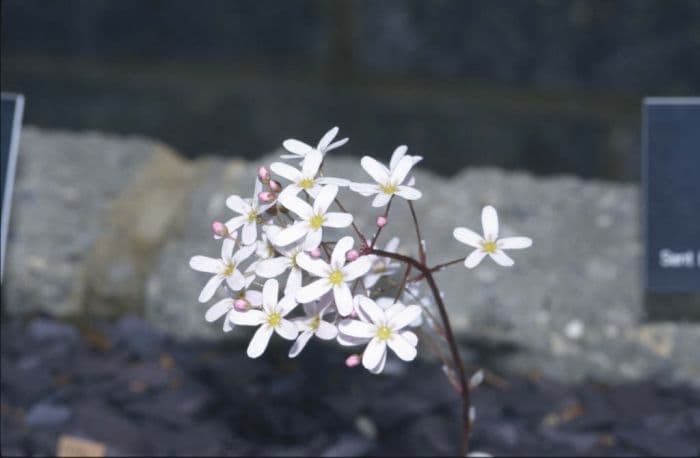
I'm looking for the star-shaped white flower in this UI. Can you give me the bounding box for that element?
[338,296,421,374]
[230,279,299,358]
[189,239,257,302]
[281,126,348,163]
[350,150,423,207]
[225,179,273,245]
[453,205,532,268]
[255,240,305,297]
[294,236,372,316]
[288,295,338,358]
[363,237,402,289]
[274,185,353,250]
[204,275,263,332]
[271,150,349,200]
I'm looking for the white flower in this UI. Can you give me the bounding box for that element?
[255,240,305,297]
[224,179,273,245]
[350,151,423,207]
[294,236,372,316]
[274,185,353,250]
[281,126,348,163]
[338,296,421,374]
[230,279,299,358]
[453,205,532,268]
[189,239,257,302]
[288,295,338,358]
[363,237,402,289]
[271,150,348,199]
[204,275,263,332]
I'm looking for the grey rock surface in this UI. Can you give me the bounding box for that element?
[3,128,698,386]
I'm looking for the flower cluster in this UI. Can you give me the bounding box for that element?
[189,126,532,374]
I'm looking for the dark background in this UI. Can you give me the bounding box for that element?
[2,0,699,180]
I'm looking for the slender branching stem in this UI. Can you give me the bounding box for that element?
[370,196,394,249]
[407,201,426,264]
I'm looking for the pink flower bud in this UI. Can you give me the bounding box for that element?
[345,249,359,262]
[233,299,249,311]
[257,166,270,183]
[376,216,388,227]
[268,180,282,192]
[345,354,361,368]
[211,221,228,237]
[309,247,322,258]
[258,191,276,203]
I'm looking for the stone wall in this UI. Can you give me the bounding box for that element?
[3,128,699,387]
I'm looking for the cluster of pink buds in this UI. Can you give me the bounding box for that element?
[257,166,282,203]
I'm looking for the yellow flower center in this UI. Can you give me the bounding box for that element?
[481,240,497,253]
[309,213,324,229]
[372,261,386,274]
[247,209,258,222]
[376,325,392,341]
[222,262,235,276]
[267,311,281,327]
[309,316,320,330]
[298,177,314,189]
[380,182,397,195]
[328,269,344,285]
[290,252,299,268]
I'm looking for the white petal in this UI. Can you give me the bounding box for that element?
[349,182,379,196]
[283,139,312,157]
[400,330,418,347]
[481,205,499,240]
[317,176,350,187]
[270,161,302,183]
[230,309,266,326]
[256,256,291,278]
[360,156,390,184]
[295,253,331,277]
[284,268,303,296]
[233,243,257,263]
[225,195,250,215]
[453,227,483,248]
[326,137,349,152]
[241,221,257,245]
[388,305,422,331]
[296,278,332,303]
[275,319,299,340]
[198,275,224,302]
[387,335,417,361]
[389,145,408,171]
[464,249,488,269]
[331,236,354,267]
[323,212,353,228]
[363,273,381,289]
[315,321,338,340]
[337,332,370,347]
[224,215,247,233]
[362,338,387,371]
[301,150,323,177]
[189,256,221,274]
[385,237,400,253]
[225,269,246,291]
[313,185,338,214]
[333,283,354,316]
[278,185,302,203]
[489,250,515,267]
[342,256,372,281]
[390,155,416,185]
[205,298,233,322]
[367,348,387,374]
[338,319,375,338]
[278,295,299,316]
[498,236,532,250]
[288,330,313,358]
[274,222,308,247]
[247,325,274,358]
[371,193,392,207]
[317,126,338,151]
[395,185,422,201]
[221,238,235,260]
[302,228,323,251]
[357,296,385,324]
[278,194,312,219]
[246,290,263,307]
[223,316,233,332]
[262,279,279,311]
